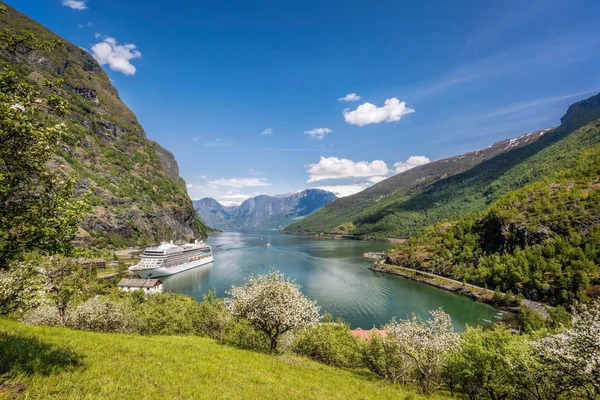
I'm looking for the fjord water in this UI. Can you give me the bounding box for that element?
[162,231,500,331]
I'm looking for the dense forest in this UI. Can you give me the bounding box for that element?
[386,119,600,306]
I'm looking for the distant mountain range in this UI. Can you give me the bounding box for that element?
[284,92,600,239]
[194,189,338,230]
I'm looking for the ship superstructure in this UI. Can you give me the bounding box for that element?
[129,240,213,278]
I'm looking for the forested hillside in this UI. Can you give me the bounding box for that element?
[0,2,209,247]
[386,117,600,306]
[285,93,600,239]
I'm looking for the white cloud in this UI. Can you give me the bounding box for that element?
[338,93,361,102]
[306,157,390,182]
[393,155,431,174]
[261,128,272,135]
[91,37,141,76]
[94,32,101,39]
[304,128,332,140]
[208,177,272,187]
[343,98,414,126]
[61,0,87,10]
[77,24,83,28]
[368,176,388,184]
[315,184,370,197]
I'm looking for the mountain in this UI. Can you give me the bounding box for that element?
[385,96,600,306]
[194,189,337,230]
[285,93,600,239]
[0,2,209,247]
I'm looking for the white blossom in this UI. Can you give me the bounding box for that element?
[225,270,321,350]
[9,103,25,112]
[384,308,460,394]
[534,301,600,397]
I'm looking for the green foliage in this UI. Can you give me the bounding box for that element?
[195,290,231,339]
[517,306,546,333]
[362,332,412,384]
[134,292,202,335]
[0,69,89,265]
[292,322,363,368]
[43,256,90,325]
[445,325,538,400]
[385,125,600,306]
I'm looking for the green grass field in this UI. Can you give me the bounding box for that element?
[0,320,444,399]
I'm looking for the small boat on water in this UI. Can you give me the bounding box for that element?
[266,242,271,247]
[482,319,492,323]
[493,316,503,319]
[129,240,213,278]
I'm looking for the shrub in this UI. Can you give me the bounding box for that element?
[195,290,231,340]
[134,292,201,335]
[67,297,137,333]
[517,306,546,333]
[292,322,362,368]
[222,318,270,352]
[22,305,61,327]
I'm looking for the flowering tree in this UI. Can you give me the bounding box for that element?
[225,271,320,351]
[535,301,600,399]
[385,308,460,394]
[0,262,44,315]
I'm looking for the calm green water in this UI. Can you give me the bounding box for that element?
[161,231,502,331]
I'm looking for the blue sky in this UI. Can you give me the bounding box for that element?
[9,0,600,203]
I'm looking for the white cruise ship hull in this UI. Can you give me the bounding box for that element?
[131,255,214,278]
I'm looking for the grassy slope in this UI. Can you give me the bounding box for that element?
[0,320,440,400]
[285,93,600,239]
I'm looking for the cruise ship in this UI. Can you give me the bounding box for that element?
[129,240,213,278]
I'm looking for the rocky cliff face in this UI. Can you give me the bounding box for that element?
[194,189,338,230]
[0,2,209,247]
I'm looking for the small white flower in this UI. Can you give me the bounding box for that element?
[10,103,26,112]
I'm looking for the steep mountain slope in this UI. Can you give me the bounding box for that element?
[285,93,600,239]
[195,189,337,230]
[0,2,209,247]
[386,113,600,306]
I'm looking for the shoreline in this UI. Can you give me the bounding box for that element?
[369,260,549,319]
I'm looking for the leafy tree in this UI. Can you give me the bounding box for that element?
[43,256,88,325]
[0,69,88,266]
[518,306,546,333]
[446,324,537,400]
[362,331,414,384]
[384,308,460,394]
[225,271,321,351]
